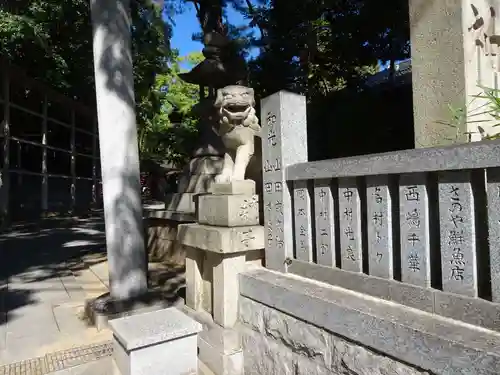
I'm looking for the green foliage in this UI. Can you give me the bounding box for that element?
[439,86,500,142]
[1,0,414,167]
[240,0,406,99]
[138,52,204,166]
[0,0,95,102]
[0,0,201,165]
[0,0,174,115]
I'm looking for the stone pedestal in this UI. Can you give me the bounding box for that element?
[164,110,225,215]
[182,301,245,375]
[198,326,243,375]
[178,180,264,329]
[110,308,202,375]
[164,155,223,214]
[410,0,500,147]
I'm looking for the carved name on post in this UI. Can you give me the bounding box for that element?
[438,171,477,297]
[294,181,313,262]
[261,91,308,271]
[366,176,393,279]
[399,174,431,288]
[338,178,362,272]
[314,179,336,266]
[263,112,283,253]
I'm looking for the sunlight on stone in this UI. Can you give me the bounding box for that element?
[71,227,104,236]
[63,240,101,248]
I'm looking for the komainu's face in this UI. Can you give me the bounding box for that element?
[215,85,255,121]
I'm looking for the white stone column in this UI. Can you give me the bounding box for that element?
[410,0,500,147]
[90,0,147,300]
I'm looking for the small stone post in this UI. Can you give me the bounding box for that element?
[260,91,308,272]
[90,0,147,300]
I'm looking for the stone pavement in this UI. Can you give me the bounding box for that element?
[0,214,187,375]
[0,215,113,369]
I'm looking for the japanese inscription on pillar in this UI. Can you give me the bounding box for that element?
[294,180,313,262]
[399,173,431,287]
[438,171,477,297]
[366,175,393,279]
[261,91,308,271]
[314,179,336,266]
[338,177,362,272]
[262,111,284,260]
[487,168,500,302]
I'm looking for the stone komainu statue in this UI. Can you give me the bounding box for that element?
[213,85,262,187]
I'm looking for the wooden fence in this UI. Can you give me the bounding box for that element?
[0,61,101,222]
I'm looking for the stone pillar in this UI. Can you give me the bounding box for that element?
[90,0,147,300]
[177,180,263,375]
[178,180,264,327]
[410,0,500,147]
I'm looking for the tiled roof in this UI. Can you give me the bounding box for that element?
[363,59,412,88]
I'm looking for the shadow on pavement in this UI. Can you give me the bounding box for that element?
[0,212,186,327]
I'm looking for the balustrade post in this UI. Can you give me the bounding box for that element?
[261,91,308,272]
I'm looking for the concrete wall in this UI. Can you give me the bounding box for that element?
[238,269,500,375]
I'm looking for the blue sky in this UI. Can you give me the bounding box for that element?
[169,4,397,73]
[170,3,254,58]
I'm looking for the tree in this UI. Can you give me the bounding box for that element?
[232,0,381,98]
[0,0,173,120]
[138,51,205,165]
[358,0,410,74]
[232,0,408,98]
[0,0,96,104]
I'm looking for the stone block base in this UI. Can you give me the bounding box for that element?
[181,305,243,375]
[198,194,259,227]
[183,243,264,328]
[198,326,243,375]
[110,307,202,375]
[178,224,264,254]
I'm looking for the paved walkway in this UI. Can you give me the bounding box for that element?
[0,215,113,367]
[0,214,186,374]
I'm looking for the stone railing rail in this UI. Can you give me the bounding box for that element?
[261,90,500,332]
